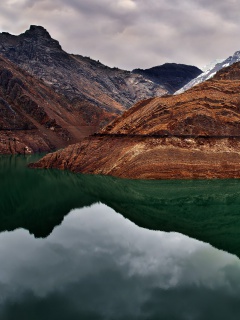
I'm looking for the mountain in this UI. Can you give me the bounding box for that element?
[31,61,240,179]
[132,63,202,93]
[0,54,115,154]
[176,51,240,94]
[0,26,201,117]
[0,25,204,154]
[0,26,166,115]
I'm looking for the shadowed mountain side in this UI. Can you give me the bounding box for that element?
[2,155,240,258]
[132,63,202,93]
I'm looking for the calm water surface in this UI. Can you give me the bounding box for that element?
[1,155,240,319]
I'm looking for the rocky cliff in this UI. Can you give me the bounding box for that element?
[31,62,240,179]
[0,54,114,154]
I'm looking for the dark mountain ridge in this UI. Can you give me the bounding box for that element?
[132,63,202,93]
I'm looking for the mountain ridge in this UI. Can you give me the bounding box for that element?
[0,25,201,116]
[133,63,202,93]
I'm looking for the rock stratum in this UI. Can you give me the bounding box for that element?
[31,61,240,179]
[0,54,113,154]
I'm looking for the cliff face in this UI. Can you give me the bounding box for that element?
[31,61,240,179]
[0,54,114,154]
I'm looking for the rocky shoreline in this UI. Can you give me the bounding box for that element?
[29,135,240,179]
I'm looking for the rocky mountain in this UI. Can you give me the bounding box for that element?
[133,63,202,93]
[0,25,201,115]
[0,54,114,154]
[0,25,204,155]
[176,51,240,94]
[31,61,240,179]
[0,25,165,114]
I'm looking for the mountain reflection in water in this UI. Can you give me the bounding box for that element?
[1,155,240,258]
[1,155,240,319]
[1,204,240,320]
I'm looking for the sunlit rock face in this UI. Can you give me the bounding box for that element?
[31,62,240,179]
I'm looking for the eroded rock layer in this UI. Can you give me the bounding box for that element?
[31,62,240,179]
[0,54,114,154]
[30,135,240,179]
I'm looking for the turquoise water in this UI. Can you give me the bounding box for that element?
[1,155,240,319]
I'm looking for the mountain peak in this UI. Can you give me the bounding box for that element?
[19,25,63,50]
[24,25,51,38]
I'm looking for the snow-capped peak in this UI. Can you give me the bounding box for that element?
[175,51,240,95]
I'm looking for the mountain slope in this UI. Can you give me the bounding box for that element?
[0,26,201,115]
[176,51,240,94]
[101,63,240,137]
[31,61,240,179]
[133,63,202,93]
[0,54,114,154]
[0,25,167,114]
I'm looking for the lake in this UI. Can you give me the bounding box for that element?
[1,155,240,319]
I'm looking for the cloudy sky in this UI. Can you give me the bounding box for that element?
[0,0,240,70]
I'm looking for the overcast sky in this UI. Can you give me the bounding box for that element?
[0,0,240,70]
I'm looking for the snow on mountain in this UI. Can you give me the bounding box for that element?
[175,51,240,94]
[201,59,224,72]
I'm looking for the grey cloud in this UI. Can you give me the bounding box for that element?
[1,0,240,69]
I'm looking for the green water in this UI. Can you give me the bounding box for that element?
[1,155,240,319]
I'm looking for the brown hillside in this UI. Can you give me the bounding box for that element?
[31,62,240,179]
[102,62,240,137]
[0,54,114,154]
